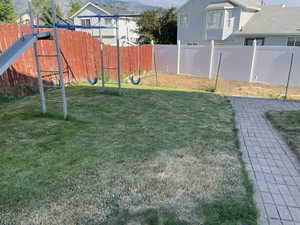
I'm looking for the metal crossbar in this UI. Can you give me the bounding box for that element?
[34,24,116,30]
[78,14,142,18]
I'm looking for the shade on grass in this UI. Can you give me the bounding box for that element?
[0,85,257,225]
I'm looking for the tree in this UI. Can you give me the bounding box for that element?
[0,0,16,24]
[68,1,81,17]
[158,8,177,44]
[32,0,64,25]
[136,8,177,44]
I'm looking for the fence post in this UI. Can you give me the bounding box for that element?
[209,40,215,80]
[214,52,223,90]
[249,39,257,82]
[151,40,158,86]
[177,40,181,74]
[151,40,154,71]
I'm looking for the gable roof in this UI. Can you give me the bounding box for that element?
[92,2,135,15]
[206,2,235,10]
[177,0,262,12]
[70,1,135,19]
[231,0,262,9]
[235,5,300,36]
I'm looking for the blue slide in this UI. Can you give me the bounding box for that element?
[0,32,51,75]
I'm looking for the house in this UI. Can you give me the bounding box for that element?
[177,0,300,46]
[70,2,139,46]
[18,13,31,24]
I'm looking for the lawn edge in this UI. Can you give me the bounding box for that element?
[266,111,300,161]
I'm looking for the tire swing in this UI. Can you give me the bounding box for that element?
[129,45,141,85]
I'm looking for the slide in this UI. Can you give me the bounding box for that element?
[0,32,51,75]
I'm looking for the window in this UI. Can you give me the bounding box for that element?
[207,10,224,29]
[81,19,91,27]
[105,18,112,25]
[245,38,265,46]
[227,9,233,27]
[287,37,300,46]
[179,14,189,27]
[187,42,199,46]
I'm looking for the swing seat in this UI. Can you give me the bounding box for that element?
[87,77,98,85]
[130,76,141,85]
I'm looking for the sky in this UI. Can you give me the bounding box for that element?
[136,0,300,8]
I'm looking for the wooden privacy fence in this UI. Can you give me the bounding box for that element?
[0,24,153,96]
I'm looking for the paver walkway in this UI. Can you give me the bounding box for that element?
[230,97,300,225]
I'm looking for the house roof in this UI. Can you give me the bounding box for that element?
[235,5,300,36]
[92,2,134,14]
[206,2,234,10]
[70,1,135,19]
[177,0,262,12]
[231,0,262,9]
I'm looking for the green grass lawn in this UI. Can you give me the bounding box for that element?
[267,110,300,161]
[0,85,257,225]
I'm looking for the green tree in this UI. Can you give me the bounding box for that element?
[32,0,64,25]
[68,1,81,17]
[136,8,177,44]
[158,8,177,44]
[0,0,16,24]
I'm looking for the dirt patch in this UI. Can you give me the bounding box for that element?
[141,73,300,100]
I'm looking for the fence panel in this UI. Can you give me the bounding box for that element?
[288,47,300,88]
[0,24,153,95]
[180,45,210,78]
[254,46,293,86]
[212,46,253,82]
[154,45,177,74]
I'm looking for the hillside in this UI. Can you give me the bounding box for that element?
[13,0,157,15]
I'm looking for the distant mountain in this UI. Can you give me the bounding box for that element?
[13,0,158,15]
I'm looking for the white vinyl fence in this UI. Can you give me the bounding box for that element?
[154,41,300,88]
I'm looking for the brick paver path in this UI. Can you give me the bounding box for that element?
[230,97,300,225]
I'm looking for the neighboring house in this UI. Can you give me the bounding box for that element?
[70,2,139,46]
[18,13,31,24]
[177,0,300,46]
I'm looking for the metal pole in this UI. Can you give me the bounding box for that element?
[116,17,121,94]
[28,0,47,114]
[51,0,68,119]
[284,52,294,100]
[99,18,105,90]
[138,44,141,76]
[214,52,222,91]
[100,41,105,89]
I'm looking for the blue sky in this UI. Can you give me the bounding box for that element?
[137,0,300,8]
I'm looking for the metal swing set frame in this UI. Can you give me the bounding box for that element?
[30,0,141,117]
[78,14,142,94]
[0,0,142,119]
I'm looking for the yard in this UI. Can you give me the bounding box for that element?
[142,73,300,100]
[267,110,300,161]
[0,85,257,225]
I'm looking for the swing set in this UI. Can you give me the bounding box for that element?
[77,14,144,91]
